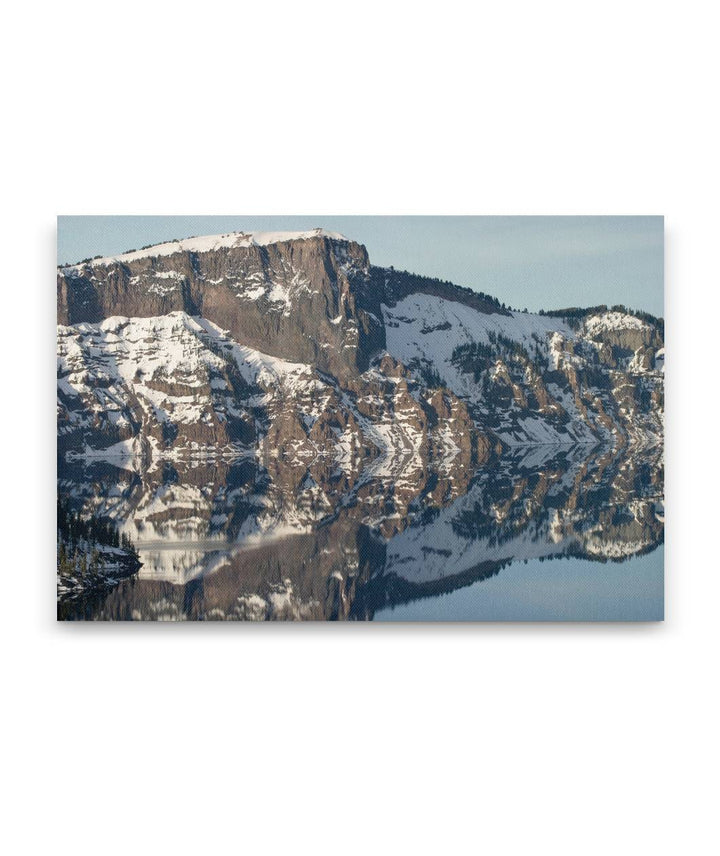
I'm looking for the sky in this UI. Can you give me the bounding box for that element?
[57,215,664,317]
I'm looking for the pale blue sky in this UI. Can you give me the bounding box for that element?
[57,215,664,316]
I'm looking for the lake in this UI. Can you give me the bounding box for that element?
[57,443,664,621]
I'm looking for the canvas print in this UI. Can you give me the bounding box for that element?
[56,216,664,621]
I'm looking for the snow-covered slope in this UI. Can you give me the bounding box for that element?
[58,312,492,544]
[58,313,255,461]
[382,295,663,447]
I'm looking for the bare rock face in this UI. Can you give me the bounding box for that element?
[58,234,384,380]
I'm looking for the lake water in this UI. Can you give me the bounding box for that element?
[374,548,663,621]
[57,443,664,621]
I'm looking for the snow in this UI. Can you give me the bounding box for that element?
[379,295,664,447]
[243,285,267,300]
[192,317,313,387]
[61,228,350,271]
[382,296,591,445]
[68,438,137,462]
[584,311,647,334]
[63,312,309,394]
[153,271,185,279]
[266,281,293,311]
[383,296,573,383]
[58,312,330,471]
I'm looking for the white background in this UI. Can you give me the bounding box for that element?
[1,1,718,854]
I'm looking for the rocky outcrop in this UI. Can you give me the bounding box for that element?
[383,295,664,448]
[58,232,385,380]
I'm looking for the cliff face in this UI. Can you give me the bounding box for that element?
[58,231,385,379]
[57,229,514,381]
[57,229,664,468]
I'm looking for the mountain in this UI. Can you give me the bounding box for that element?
[57,228,664,619]
[57,312,490,532]
[58,228,664,464]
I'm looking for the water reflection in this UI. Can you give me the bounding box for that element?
[57,443,664,621]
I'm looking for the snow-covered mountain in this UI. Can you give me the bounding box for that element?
[382,294,663,446]
[58,228,664,463]
[57,229,665,617]
[58,229,384,380]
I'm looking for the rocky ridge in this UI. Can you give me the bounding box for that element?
[58,228,664,464]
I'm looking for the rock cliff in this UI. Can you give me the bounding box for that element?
[58,228,663,463]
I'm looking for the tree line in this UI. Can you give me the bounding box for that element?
[57,498,138,582]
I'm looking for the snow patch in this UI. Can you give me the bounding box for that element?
[61,229,350,271]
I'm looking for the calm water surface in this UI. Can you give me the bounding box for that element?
[58,443,664,621]
[375,548,663,621]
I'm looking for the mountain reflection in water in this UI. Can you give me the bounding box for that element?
[57,443,664,621]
